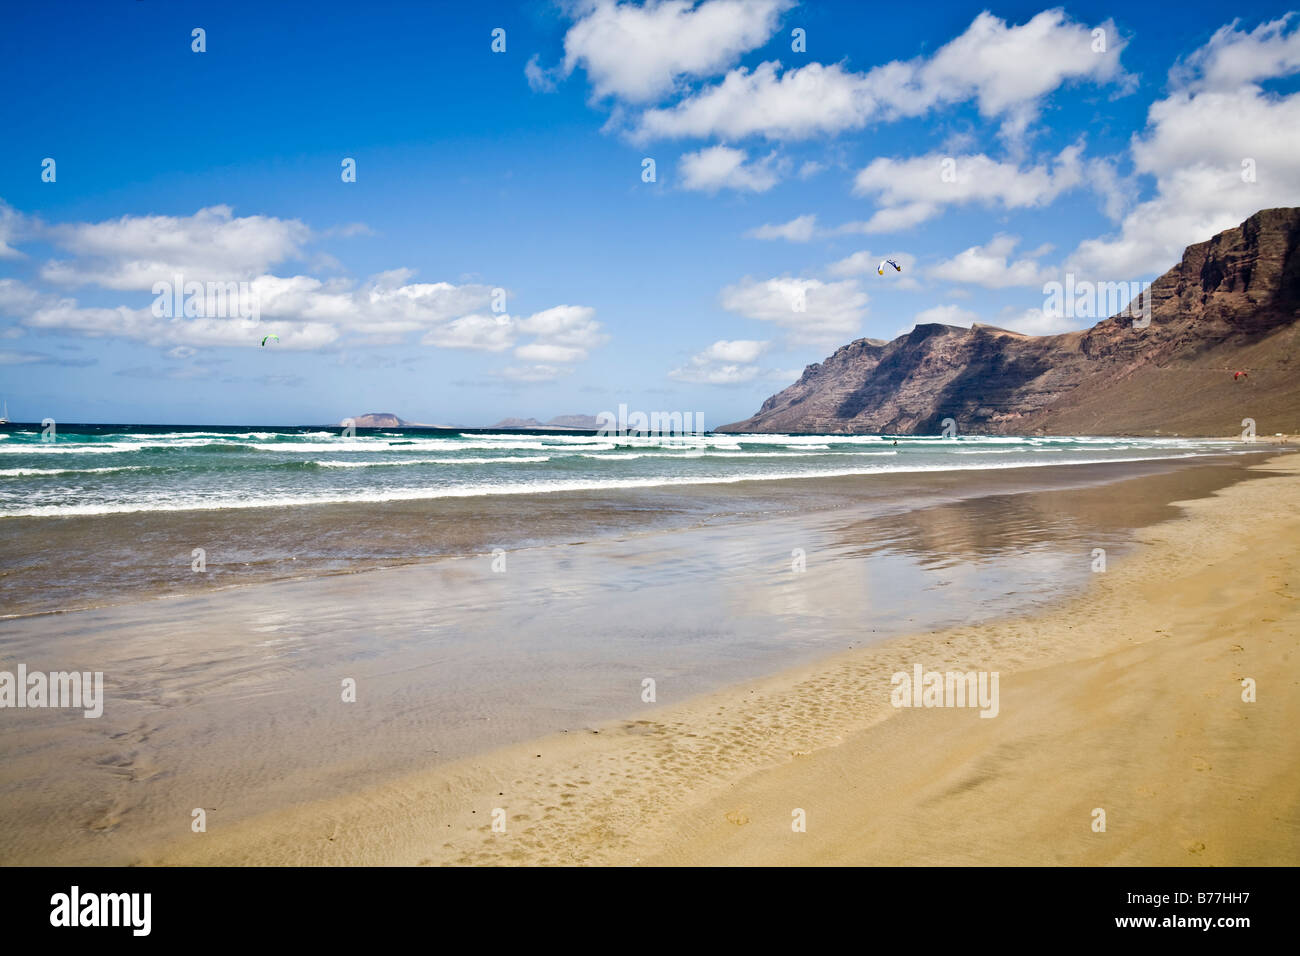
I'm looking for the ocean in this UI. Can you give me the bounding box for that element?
[0,424,1269,619]
[0,424,1248,518]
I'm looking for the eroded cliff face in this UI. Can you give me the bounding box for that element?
[720,208,1300,436]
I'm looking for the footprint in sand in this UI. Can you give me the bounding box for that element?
[725,809,750,826]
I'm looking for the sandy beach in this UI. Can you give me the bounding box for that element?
[3,450,1290,866]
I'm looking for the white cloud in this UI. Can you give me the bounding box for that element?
[514,304,606,355]
[913,10,1133,141]
[721,276,868,345]
[825,251,877,277]
[1069,17,1300,278]
[514,342,589,363]
[0,202,25,259]
[0,205,604,363]
[940,130,978,154]
[668,362,760,385]
[745,214,816,241]
[668,339,773,384]
[25,207,524,343]
[928,235,1054,288]
[632,10,1130,141]
[41,205,310,289]
[826,250,918,278]
[525,54,558,92]
[251,272,500,341]
[561,0,792,103]
[679,146,782,192]
[417,304,606,365]
[636,60,879,142]
[21,294,340,350]
[851,145,1085,232]
[1171,14,1300,91]
[1086,155,1137,223]
[836,204,937,235]
[0,278,44,317]
[702,338,769,363]
[420,314,515,351]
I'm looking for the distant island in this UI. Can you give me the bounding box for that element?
[341,413,439,428]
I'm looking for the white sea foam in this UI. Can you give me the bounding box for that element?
[250,440,565,453]
[0,465,144,477]
[0,452,1213,518]
[314,456,552,468]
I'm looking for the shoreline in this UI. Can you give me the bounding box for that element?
[0,446,1279,620]
[133,451,1300,866]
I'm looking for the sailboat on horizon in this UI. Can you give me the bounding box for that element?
[0,400,8,425]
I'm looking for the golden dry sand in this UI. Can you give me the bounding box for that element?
[150,454,1300,866]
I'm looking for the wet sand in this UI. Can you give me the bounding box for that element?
[0,452,1273,619]
[143,452,1299,866]
[0,451,1293,865]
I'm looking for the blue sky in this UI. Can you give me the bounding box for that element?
[1,0,1297,426]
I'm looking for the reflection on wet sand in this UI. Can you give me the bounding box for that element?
[829,458,1268,569]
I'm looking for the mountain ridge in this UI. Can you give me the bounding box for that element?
[719,207,1300,436]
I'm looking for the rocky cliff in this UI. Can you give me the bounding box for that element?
[719,208,1300,436]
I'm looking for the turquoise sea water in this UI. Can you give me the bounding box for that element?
[0,424,1251,518]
